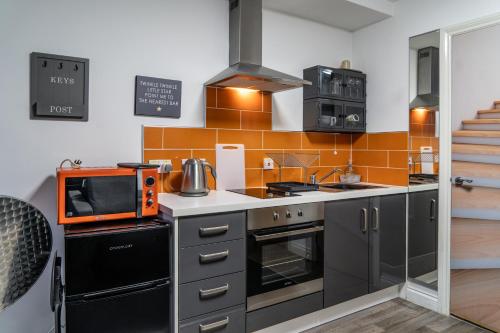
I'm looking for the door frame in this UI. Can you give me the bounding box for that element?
[438,12,500,315]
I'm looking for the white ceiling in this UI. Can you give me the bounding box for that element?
[263,0,396,32]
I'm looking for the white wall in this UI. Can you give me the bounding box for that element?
[353,0,500,132]
[0,2,352,332]
[0,1,227,332]
[263,9,353,131]
[452,23,500,130]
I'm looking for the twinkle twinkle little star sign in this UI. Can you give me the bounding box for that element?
[134,75,181,118]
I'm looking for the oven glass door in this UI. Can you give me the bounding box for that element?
[247,222,324,297]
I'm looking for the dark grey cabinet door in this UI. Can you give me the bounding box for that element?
[408,190,438,279]
[370,194,407,292]
[324,198,370,307]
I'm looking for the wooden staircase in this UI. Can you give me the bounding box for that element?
[451,101,500,330]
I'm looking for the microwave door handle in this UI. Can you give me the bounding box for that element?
[253,226,324,242]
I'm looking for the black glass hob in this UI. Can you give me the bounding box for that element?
[228,188,300,199]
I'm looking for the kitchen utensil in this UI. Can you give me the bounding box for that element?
[180,158,216,197]
[216,144,245,190]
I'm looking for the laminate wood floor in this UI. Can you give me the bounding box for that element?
[303,298,491,333]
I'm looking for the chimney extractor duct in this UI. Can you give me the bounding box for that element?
[205,0,311,93]
[410,46,439,110]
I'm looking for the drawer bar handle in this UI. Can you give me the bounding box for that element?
[199,225,229,237]
[199,284,229,300]
[199,316,229,333]
[199,250,229,264]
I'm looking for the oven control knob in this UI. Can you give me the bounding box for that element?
[146,199,154,207]
[273,211,279,221]
[286,211,291,218]
[298,209,303,217]
[146,190,154,197]
[145,176,155,187]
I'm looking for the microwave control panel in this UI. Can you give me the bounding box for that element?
[140,168,159,217]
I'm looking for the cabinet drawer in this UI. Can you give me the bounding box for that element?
[179,212,245,247]
[180,239,245,283]
[179,272,246,320]
[179,305,245,333]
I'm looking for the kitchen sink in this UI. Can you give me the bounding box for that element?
[319,183,384,191]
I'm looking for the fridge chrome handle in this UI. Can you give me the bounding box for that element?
[199,225,229,237]
[430,199,437,221]
[253,226,324,242]
[372,207,380,231]
[360,208,368,233]
[199,250,229,264]
[199,284,229,300]
[199,316,229,332]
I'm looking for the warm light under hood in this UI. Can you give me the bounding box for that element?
[205,0,311,93]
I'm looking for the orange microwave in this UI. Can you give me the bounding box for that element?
[57,164,159,225]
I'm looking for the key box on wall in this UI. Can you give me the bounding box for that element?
[30,52,89,121]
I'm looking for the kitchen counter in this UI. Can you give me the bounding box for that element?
[159,184,408,217]
[408,183,439,192]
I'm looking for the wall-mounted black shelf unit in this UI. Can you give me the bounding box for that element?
[303,65,366,133]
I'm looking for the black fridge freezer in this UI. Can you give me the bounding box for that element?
[51,218,172,333]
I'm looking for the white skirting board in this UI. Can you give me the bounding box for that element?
[405,282,439,312]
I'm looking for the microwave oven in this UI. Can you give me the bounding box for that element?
[57,165,159,224]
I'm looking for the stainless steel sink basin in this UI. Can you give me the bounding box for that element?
[319,183,384,191]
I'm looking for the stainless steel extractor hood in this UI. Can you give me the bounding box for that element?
[205,0,311,93]
[410,46,439,110]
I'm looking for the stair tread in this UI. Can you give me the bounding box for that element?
[453,161,500,178]
[453,130,500,138]
[463,119,500,124]
[477,109,500,114]
[453,143,500,155]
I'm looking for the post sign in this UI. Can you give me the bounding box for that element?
[30,52,89,121]
[134,76,181,118]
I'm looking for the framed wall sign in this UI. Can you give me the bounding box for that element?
[30,52,89,121]
[135,76,181,118]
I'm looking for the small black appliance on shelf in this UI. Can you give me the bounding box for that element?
[303,65,366,133]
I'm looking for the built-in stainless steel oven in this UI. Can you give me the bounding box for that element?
[246,202,324,312]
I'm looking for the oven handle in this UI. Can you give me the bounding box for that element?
[253,226,324,242]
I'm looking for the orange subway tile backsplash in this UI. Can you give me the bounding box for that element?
[263,131,302,149]
[163,128,216,149]
[218,129,262,149]
[217,88,262,111]
[241,111,272,130]
[142,87,411,192]
[206,108,240,129]
[302,132,335,149]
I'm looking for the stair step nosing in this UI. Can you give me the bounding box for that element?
[452,208,500,220]
[451,258,500,270]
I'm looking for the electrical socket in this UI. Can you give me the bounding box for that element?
[148,159,172,173]
[263,158,274,170]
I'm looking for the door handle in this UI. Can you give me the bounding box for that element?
[199,316,229,332]
[430,199,437,221]
[199,250,229,264]
[199,284,229,300]
[360,208,368,233]
[199,225,229,237]
[372,207,380,231]
[454,177,473,186]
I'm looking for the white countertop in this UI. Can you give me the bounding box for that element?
[408,183,439,192]
[159,184,408,217]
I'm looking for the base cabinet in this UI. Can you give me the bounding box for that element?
[324,194,406,307]
[408,190,438,280]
